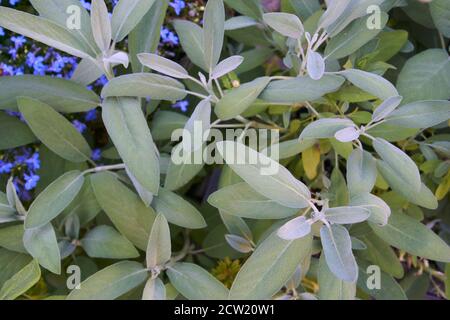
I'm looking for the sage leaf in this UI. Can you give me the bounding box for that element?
[211,55,244,79]
[307,50,325,80]
[369,212,450,263]
[277,216,312,240]
[137,53,189,79]
[334,126,360,142]
[224,0,262,20]
[318,254,355,300]
[384,100,450,129]
[18,97,92,163]
[372,95,403,123]
[0,225,26,253]
[91,0,111,52]
[25,171,84,229]
[146,214,171,269]
[373,138,421,193]
[260,75,345,103]
[0,112,36,150]
[67,261,148,300]
[350,193,391,226]
[217,140,311,209]
[203,0,225,71]
[142,278,166,300]
[346,148,377,196]
[23,223,61,274]
[183,99,211,152]
[167,262,229,300]
[224,16,258,31]
[91,172,156,251]
[339,69,399,100]
[225,234,253,253]
[0,6,92,58]
[0,259,41,300]
[101,73,186,101]
[102,97,160,194]
[0,75,100,113]
[81,225,140,259]
[111,0,156,42]
[263,12,304,39]
[215,77,270,120]
[320,224,358,282]
[229,231,312,299]
[300,118,355,140]
[324,206,371,224]
[153,188,206,229]
[208,182,298,219]
[430,0,450,38]
[173,19,207,71]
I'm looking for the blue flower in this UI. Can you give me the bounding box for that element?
[25,152,40,171]
[72,120,87,133]
[85,109,98,122]
[169,0,185,15]
[91,148,102,161]
[11,35,26,49]
[173,100,189,112]
[0,160,13,174]
[161,27,179,46]
[0,27,5,37]
[24,173,40,191]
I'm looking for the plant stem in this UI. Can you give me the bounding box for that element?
[83,163,126,175]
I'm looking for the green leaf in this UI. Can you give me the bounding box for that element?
[263,12,304,39]
[173,19,207,71]
[0,225,26,253]
[102,97,160,194]
[377,160,438,210]
[369,212,450,263]
[215,77,270,120]
[81,225,139,259]
[167,262,229,300]
[263,138,316,160]
[111,0,156,42]
[164,145,204,191]
[350,193,391,226]
[229,231,312,299]
[0,6,92,58]
[324,206,370,224]
[325,13,388,60]
[260,75,345,103]
[25,171,84,229]
[397,49,450,103]
[356,258,406,300]
[208,182,298,219]
[339,69,398,100]
[67,261,148,300]
[385,100,450,129]
[0,112,36,150]
[91,172,156,251]
[0,259,41,300]
[320,224,358,282]
[318,254,355,300]
[0,75,100,113]
[146,214,171,268]
[29,0,98,56]
[142,277,166,300]
[430,0,450,38]
[129,0,168,72]
[346,148,376,196]
[224,16,258,31]
[203,0,225,71]
[150,111,188,141]
[373,138,421,193]
[211,55,244,79]
[224,0,262,19]
[300,118,355,140]
[138,53,189,79]
[153,188,206,229]
[288,0,320,21]
[91,0,111,52]
[101,73,186,101]
[217,140,311,209]
[23,223,61,274]
[235,48,273,74]
[18,97,92,163]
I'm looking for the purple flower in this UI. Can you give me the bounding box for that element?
[72,120,87,133]
[25,152,40,171]
[91,148,102,161]
[11,35,26,49]
[173,100,189,112]
[0,160,13,174]
[85,109,98,122]
[161,27,179,46]
[24,173,40,191]
[169,0,185,15]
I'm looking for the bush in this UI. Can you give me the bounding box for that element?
[0,0,449,300]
